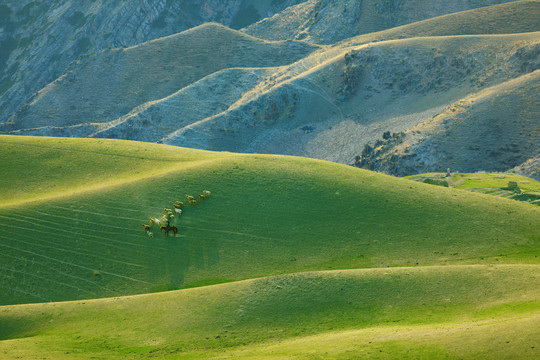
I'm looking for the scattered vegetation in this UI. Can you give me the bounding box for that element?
[406,172,540,205]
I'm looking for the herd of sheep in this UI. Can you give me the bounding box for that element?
[142,190,211,238]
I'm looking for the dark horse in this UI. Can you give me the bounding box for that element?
[160,221,178,236]
[161,226,178,236]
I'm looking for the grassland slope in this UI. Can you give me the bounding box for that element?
[2,2,539,178]
[406,172,540,205]
[0,0,305,125]
[1,265,539,359]
[0,136,538,306]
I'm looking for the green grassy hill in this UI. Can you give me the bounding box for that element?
[406,172,540,205]
[1,266,539,359]
[0,135,539,358]
[1,135,538,306]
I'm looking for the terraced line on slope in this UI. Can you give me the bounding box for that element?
[1,136,539,306]
[0,265,538,358]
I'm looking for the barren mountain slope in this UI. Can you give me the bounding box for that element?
[1,24,318,133]
[0,0,305,124]
[353,70,540,176]
[243,0,524,44]
[514,156,540,180]
[160,33,539,164]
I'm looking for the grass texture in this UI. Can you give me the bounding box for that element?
[0,135,538,359]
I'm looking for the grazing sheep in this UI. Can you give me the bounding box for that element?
[186,195,195,201]
[164,208,174,216]
[189,199,198,206]
[203,190,211,197]
[142,224,151,231]
[198,194,206,201]
[174,201,184,209]
[174,208,182,215]
[146,231,154,238]
[159,215,169,224]
[149,218,159,226]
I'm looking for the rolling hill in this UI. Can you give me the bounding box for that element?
[242,0,526,44]
[354,69,540,176]
[1,1,539,358]
[1,1,538,177]
[160,32,539,162]
[0,0,305,125]
[0,135,539,359]
[2,23,318,133]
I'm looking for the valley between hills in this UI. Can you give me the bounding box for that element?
[0,1,539,359]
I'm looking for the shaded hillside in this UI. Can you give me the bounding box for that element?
[242,0,523,44]
[0,0,304,124]
[1,23,318,133]
[353,70,540,176]
[339,0,540,47]
[514,156,540,180]
[1,265,539,359]
[0,136,538,306]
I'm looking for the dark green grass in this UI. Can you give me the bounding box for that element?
[0,136,538,305]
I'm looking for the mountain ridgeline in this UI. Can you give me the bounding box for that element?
[1,0,539,177]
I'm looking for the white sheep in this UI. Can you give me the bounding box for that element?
[174,208,182,215]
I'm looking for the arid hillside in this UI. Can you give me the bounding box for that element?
[1,0,538,176]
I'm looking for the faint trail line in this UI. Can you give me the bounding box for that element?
[14,210,140,236]
[0,284,50,301]
[49,205,144,222]
[0,243,151,285]
[0,215,169,254]
[0,158,229,209]
[0,230,148,269]
[182,226,282,242]
[0,265,96,295]
[92,201,145,213]
[0,220,166,260]
[0,252,117,293]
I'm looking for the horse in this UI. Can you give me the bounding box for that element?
[161,225,178,236]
